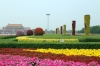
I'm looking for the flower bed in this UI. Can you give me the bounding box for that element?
[0,48,100,66]
[23,48,100,64]
[16,36,79,42]
[24,48,100,57]
[0,54,99,66]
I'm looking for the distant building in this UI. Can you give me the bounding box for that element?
[0,23,30,34]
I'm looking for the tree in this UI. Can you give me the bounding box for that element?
[78,25,100,34]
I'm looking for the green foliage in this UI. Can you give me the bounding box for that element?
[0,42,100,49]
[0,34,100,48]
[78,25,100,34]
[90,25,100,34]
[0,36,17,39]
[79,38,100,42]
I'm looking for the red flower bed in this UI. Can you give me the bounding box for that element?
[0,48,100,64]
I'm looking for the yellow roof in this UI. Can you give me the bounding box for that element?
[7,24,23,27]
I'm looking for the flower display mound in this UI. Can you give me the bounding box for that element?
[34,27,44,36]
[0,54,100,66]
[0,48,100,64]
[27,30,33,36]
[16,30,24,36]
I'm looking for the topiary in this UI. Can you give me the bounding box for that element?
[27,30,33,36]
[34,27,44,36]
[16,30,24,36]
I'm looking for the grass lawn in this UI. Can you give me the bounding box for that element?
[0,34,100,43]
[28,34,100,39]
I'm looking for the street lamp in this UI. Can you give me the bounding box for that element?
[46,14,50,34]
[3,27,4,34]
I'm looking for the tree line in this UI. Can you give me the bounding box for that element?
[78,25,100,34]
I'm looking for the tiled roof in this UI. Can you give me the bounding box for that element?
[7,24,23,27]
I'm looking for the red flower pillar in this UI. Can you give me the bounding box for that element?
[72,20,76,35]
[60,26,62,34]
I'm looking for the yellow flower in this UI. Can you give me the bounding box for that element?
[23,48,100,57]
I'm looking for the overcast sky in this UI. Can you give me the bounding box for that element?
[0,0,100,30]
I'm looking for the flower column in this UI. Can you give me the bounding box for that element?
[60,26,63,34]
[56,28,59,34]
[57,28,59,34]
[56,28,57,34]
[72,20,76,35]
[63,24,66,34]
[84,15,91,36]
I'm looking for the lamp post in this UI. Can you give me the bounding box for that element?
[3,27,4,34]
[46,14,50,34]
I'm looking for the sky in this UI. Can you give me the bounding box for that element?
[0,0,100,31]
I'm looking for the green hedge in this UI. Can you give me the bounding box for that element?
[0,42,100,49]
[0,36,17,39]
[79,38,100,42]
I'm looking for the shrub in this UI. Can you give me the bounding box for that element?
[16,30,24,36]
[34,27,44,36]
[27,30,33,36]
[1,35,17,39]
